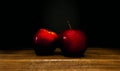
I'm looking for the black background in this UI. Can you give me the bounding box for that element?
[0,0,119,49]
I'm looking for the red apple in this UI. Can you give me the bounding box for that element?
[33,28,58,55]
[58,29,87,57]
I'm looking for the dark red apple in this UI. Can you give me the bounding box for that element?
[33,28,58,55]
[58,29,87,57]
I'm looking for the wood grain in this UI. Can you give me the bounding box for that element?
[0,47,120,71]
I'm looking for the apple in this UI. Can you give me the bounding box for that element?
[58,29,87,57]
[33,28,58,55]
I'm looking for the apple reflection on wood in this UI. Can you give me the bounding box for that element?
[33,20,87,57]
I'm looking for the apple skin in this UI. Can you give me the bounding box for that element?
[58,29,87,57]
[33,28,58,55]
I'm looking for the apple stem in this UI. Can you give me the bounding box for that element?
[67,20,72,29]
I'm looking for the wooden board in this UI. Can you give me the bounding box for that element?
[0,47,120,71]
